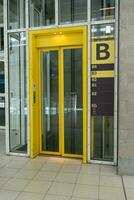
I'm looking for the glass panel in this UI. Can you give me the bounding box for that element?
[42,51,59,152]
[8,0,25,29]
[0,27,4,51]
[9,32,27,153]
[64,48,83,155]
[0,97,5,126]
[91,0,115,21]
[91,24,115,162]
[0,0,3,24]
[0,61,4,93]
[29,0,55,27]
[59,0,87,24]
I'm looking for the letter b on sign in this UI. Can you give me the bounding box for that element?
[96,43,110,60]
[92,40,114,64]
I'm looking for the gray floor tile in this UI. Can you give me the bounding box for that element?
[73,184,99,199]
[44,194,70,200]
[24,180,52,194]
[99,186,125,200]
[48,182,75,196]
[2,178,30,191]
[0,189,19,200]
[125,188,134,200]
[16,192,44,200]
[123,175,134,189]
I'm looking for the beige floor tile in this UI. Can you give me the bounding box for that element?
[6,160,28,169]
[60,165,81,174]
[47,157,65,164]
[73,184,99,199]
[0,177,9,187]
[77,174,99,186]
[24,180,52,194]
[55,172,78,183]
[0,159,10,167]
[0,168,18,178]
[16,192,44,200]
[100,165,117,176]
[2,178,29,192]
[100,175,122,188]
[23,161,43,170]
[34,171,57,181]
[0,189,19,200]
[48,182,75,196]
[63,159,82,166]
[41,163,62,172]
[44,194,70,200]
[14,169,38,180]
[99,186,125,200]
[80,164,100,175]
[125,188,134,200]
[123,175,134,189]
[71,198,96,200]
[32,156,49,164]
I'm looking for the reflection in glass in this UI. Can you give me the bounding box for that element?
[8,0,25,29]
[0,97,5,126]
[9,32,27,153]
[59,0,87,24]
[30,0,55,27]
[0,0,3,24]
[42,51,59,152]
[92,116,114,161]
[0,61,4,93]
[0,28,4,51]
[64,48,83,155]
[91,0,115,21]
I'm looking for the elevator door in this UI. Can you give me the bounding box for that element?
[41,48,83,157]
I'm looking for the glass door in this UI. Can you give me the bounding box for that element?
[41,50,59,154]
[63,47,83,157]
[41,47,83,158]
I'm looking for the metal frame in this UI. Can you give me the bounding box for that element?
[3,0,118,164]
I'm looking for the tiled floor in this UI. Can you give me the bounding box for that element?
[0,155,133,200]
[0,130,133,200]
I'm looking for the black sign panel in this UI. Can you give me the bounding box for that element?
[91,77,114,116]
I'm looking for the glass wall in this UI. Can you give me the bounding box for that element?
[91,24,115,161]
[0,0,3,24]
[59,0,87,24]
[0,61,5,127]
[29,0,55,27]
[91,0,115,21]
[8,0,25,29]
[8,32,27,153]
[0,27,4,51]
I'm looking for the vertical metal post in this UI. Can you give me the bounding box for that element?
[4,0,10,154]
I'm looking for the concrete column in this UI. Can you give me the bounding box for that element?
[118,0,134,175]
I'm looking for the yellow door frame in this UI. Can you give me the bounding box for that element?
[29,26,88,163]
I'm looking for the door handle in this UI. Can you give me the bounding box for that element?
[33,83,36,104]
[33,91,36,104]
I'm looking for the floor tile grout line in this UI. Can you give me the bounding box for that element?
[42,158,67,199]
[98,164,101,200]
[70,161,82,199]
[121,176,127,200]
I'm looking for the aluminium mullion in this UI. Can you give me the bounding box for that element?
[114,0,119,166]
[4,0,10,154]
